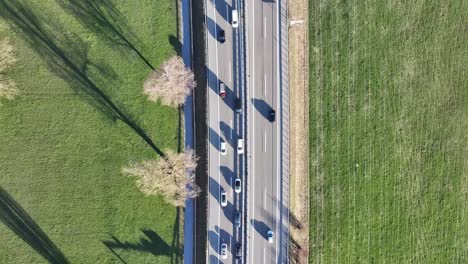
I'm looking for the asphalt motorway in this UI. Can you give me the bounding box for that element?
[244,0,280,263]
[206,0,244,263]
[206,0,280,262]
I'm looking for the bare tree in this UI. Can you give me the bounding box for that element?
[123,149,201,207]
[143,56,195,107]
[0,40,18,100]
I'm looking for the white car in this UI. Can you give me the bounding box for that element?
[220,189,227,207]
[220,139,227,155]
[237,138,244,154]
[220,242,228,259]
[267,230,274,243]
[234,178,241,193]
[232,10,239,28]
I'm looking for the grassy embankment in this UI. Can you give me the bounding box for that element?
[0,1,182,263]
[309,0,467,263]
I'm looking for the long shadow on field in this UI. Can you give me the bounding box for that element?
[169,207,182,264]
[0,0,163,156]
[177,107,183,153]
[57,0,155,70]
[103,229,181,260]
[0,187,69,264]
[169,35,182,56]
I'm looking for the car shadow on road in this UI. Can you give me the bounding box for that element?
[208,230,221,254]
[219,121,238,147]
[220,165,235,187]
[206,16,222,41]
[251,98,274,121]
[210,0,232,22]
[207,67,236,111]
[250,219,270,240]
[208,226,232,256]
[221,200,235,225]
[207,66,219,94]
[209,254,224,264]
[209,127,221,151]
[209,176,221,204]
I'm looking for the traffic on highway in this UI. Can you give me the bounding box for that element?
[205,0,287,262]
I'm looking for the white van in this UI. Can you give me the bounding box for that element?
[232,10,239,28]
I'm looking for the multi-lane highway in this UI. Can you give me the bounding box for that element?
[205,0,287,262]
[206,0,244,262]
[245,0,280,262]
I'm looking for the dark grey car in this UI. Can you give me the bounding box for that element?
[235,243,242,259]
[235,98,242,113]
[234,211,241,227]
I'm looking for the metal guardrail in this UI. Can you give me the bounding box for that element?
[278,0,290,262]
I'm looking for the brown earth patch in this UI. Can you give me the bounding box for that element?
[288,0,309,263]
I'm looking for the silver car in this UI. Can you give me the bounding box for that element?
[220,242,228,259]
[220,139,227,155]
[234,178,241,193]
[267,230,274,243]
[220,189,227,207]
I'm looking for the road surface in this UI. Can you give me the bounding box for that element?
[205,0,287,262]
[244,0,281,263]
[206,0,244,263]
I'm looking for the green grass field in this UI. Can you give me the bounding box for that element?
[0,1,182,263]
[309,0,467,263]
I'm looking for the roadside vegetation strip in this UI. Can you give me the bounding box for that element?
[288,0,310,262]
[309,0,467,263]
[0,0,182,263]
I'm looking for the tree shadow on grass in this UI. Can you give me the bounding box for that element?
[0,0,163,156]
[57,0,155,70]
[169,35,182,56]
[0,187,69,264]
[169,207,182,264]
[102,229,182,262]
[177,107,183,153]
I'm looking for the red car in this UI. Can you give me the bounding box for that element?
[219,82,226,98]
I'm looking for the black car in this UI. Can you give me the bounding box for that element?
[235,243,242,259]
[218,29,225,43]
[269,109,276,122]
[235,98,242,113]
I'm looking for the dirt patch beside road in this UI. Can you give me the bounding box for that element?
[288,0,309,262]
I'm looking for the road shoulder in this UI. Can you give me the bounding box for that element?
[288,0,310,262]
